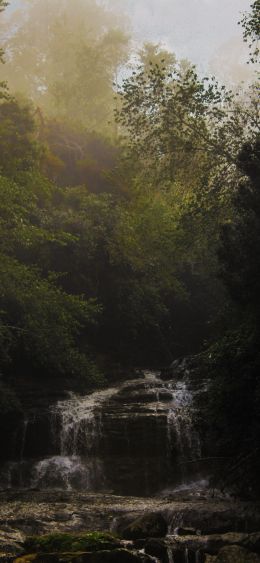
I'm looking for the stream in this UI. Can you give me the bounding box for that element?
[1,370,260,562]
[0,370,204,495]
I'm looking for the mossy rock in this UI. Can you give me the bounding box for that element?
[15,549,150,562]
[14,556,38,563]
[24,532,120,554]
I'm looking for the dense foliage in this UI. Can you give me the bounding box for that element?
[193,3,260,496]
[0,0,259,496]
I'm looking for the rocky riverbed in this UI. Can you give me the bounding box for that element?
[0,490,260,562]
[1,370,260,561]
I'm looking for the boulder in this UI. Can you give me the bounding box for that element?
[122,513,168,540]
[215,545,260,562]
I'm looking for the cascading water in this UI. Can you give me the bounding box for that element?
[166,381,201,472]
[0,371,203,495]
[31,387,121,491]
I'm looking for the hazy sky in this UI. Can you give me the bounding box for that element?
[7,0,253,82]
[122,0,251,70]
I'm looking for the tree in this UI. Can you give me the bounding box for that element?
[0,256,102,378]
[114,46,260,363]
[138,42,177,73]
[0,99,40,177]
[219,137,260,317]
[239,0,260,64]
[0,0,9,99]
[116,55,235,190]
[0,97,102,385]
[197,139,260,497]
[0,0,8,63]
[40,119,120,191]
[3,0,129,132]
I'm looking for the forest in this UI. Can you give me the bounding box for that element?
[0,0,260,518]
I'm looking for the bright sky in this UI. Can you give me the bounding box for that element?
[7,0,254,83]
[122,0,251,70]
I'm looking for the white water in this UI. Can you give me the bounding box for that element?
[30,386,122,490]
[0,371,203,493]
[52,387,121,456]
[144,374,201,467]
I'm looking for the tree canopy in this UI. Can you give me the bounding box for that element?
[0,0,260,495]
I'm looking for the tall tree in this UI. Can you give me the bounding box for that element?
[3,0,129,131]
[0,0,7,59]
[0,0,8,97]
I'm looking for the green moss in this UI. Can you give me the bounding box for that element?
[14,556,38,563]
[24,532,119,554]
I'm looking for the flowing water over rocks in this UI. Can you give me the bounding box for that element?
[1,369,260,561]
[0,371,203,495]
[0,490,260,562]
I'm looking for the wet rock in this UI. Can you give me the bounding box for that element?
[0,407,24,462]
[168,532,250,556]
[215,545,260,562]
[170,550,184,563]
[168,504,260,535]
[1,491,260,552]
[112,390,158,404]
[243,532,260,553]
[203,532,249,555]
[145,543,201,563]
[131,540,145,550]
[160,358,191,381]
[0,527,25,556]
[158,391,173,402]
[145,538,169,562]
[122,513,168,540]
[1,372,200,497]
[176,527,199,536]
[170,549,205,563]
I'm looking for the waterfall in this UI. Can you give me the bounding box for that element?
[166,380,201,469]
[31,387,121,491]
[52,387,119,456]
[0,371,203,494]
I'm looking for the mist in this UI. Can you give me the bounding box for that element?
[4,0,254,86]
[0,0,260,535]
